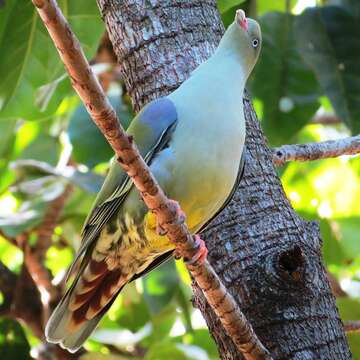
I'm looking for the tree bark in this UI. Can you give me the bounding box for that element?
[96,1,351,359]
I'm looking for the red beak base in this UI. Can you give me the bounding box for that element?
[236,9,248,31]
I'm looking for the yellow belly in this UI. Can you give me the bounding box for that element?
[144,211,176,252]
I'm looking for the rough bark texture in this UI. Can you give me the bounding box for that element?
[97,1,351,359]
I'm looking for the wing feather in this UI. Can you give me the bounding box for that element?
[66,97,178,280]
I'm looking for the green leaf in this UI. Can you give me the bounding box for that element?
[332,218,360,257]
[320,219,348,266]
[18,134,60,166]
[328,0,360,17]
[92,323,152,348]
[11,159,104,193]
[337,298,360,320]
[175,286,193,332]
[347,333,360,359]
[145,341,188,360]
[80,354,129,360]
[0,119,16,158]
[0,178,67,237]
[217,0,246,14]
[68,95,133,168]
[0,0,103,121]
[0,318,31,360]
[337,298,360,357]
[142,260,179,315]
[294,6,360,133]
[115,296,151,333]
[182,329,218,359]
[256,0,297,15]
[251,12,320,145]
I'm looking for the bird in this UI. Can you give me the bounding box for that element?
[45,9,262,352]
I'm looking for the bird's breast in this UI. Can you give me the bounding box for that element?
[163,97,245,232]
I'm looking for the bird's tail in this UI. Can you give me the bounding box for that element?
[45,258,126,353]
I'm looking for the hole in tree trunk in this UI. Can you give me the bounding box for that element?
[278,245,304,281]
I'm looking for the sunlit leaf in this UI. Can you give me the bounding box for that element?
[92,323,152,347]
[181,330,218,359]
[217,0,246,14]
[256,0,297,15]
[80,353,129,360]
[0,0,103,120]
[18,134,60,166]
[332,218,360,257]
[11,159,104,194]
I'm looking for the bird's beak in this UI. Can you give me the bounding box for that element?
[236,9,248,32]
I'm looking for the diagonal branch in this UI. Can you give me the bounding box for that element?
[31,0,272,358]
[273,134,360,166]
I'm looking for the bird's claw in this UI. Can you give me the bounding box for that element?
[185,235,208,265]
[156,223,168,236]
[174,250,182,260]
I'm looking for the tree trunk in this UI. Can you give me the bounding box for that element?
[96,1,351,359]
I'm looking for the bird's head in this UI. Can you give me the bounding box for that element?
[218,10,262,76]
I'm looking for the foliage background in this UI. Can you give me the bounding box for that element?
[0,0,359,358]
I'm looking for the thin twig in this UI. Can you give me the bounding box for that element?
[344,321,360,333]
[273,134,360,166]
[32,0,272,358]
[25,185,73,325]
[36,184,73,258]
[311,113,341,125]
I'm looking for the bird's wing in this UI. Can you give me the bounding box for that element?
[67,97,178,280]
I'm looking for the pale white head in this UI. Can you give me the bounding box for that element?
[218,9,262,76]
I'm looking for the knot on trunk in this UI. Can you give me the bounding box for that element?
[254,244,320,301]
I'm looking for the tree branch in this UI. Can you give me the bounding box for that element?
[344,321,360,333]
[31,0,272,358]
[273,134,360,166]
[311,113,341,125]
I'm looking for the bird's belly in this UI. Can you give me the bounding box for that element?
[170,119,244,231]
[177,151,241,231]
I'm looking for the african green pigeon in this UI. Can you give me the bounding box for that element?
[46,9,262,352]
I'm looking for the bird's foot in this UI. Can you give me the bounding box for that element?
[185,235,208,265]
[156,199,186,236]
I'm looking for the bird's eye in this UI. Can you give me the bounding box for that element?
[252,38,259,48]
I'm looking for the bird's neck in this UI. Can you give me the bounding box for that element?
[191,50,247,97]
